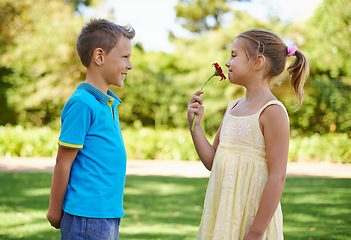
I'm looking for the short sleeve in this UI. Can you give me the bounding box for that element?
[58,98,92,149]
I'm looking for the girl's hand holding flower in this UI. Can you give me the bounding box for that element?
[188,90,204,130]
[190,63,226,131]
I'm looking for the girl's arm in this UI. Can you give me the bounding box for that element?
[46,146,78,229]
[188,90,221,170]
[245,105,289,239]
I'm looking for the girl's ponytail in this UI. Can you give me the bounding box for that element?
[237,30,309,108]
[287,48,309,107]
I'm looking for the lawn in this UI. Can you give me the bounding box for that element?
[0,173,350,240]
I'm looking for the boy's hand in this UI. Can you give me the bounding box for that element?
[46,212,61,229]
[188,90,204,127]
[46,146,78,230]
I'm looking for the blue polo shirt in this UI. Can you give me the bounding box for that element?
[59,82,126,218]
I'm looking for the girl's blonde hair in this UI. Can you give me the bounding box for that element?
[237,29,309,107]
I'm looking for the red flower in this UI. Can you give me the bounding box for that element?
[192,62,226,131]
[200,62,226,90]
[212,63,226,81]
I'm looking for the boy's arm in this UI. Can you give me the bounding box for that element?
[46,146,78,229]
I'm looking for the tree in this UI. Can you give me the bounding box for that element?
[286,0,351,135]
[174,0,244,33]
[303,0,351,79]
[0,1,31,124]
[65,0,93,11]
[305,0,351,135]
[0,0,85,127]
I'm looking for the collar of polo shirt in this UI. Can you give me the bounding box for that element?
[77,82,122,106]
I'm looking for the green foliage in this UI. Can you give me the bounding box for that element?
[0,1,29,48]
[115,49,192,129]
[0,126,203,161]
[65,0,93,11]
[0,126,58,157]
[303,0,351,79]
[289,133,351,163]
[0,173,350,239]
[296,77,351,135]
[1,126,350,163]
[283,0,351,136]
[0,0,350,139]
[174,0,234,32]
[123,128,200,161]
[0,67,16,125]
[0,1,30,125]
[0,0,85,127]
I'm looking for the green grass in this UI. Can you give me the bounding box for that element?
[282,178,351,240]
[0,174,350,240]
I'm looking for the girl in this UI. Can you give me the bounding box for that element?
[188,29,309,239]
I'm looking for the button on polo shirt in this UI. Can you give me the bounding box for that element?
[59,82,127,218]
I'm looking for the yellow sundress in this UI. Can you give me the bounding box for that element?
[196,99,287,240]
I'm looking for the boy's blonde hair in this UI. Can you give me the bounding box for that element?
[237,29,309,107]
[76,18,135,67]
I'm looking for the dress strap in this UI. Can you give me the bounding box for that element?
[227,98,242,112]
[257,100,289,121]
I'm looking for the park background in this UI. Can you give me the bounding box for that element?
[0,0,350,163]
[0,0,351,239]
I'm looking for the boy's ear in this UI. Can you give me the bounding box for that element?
[92,48,104,66]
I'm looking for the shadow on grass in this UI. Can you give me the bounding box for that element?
[282,177,351,240]
[0,173,350,240]
[120,175,208,239]
[0,173,208,240]
[0,173,60,240]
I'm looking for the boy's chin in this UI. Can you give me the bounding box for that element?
[112,81,123,88]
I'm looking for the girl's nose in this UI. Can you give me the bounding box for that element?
[127,62,133,70]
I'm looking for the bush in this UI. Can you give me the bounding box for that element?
[0,126,202,160]
[0,126,350,163]
[123,127,202,161]
[0,125,58,157]
[289,133,351,163]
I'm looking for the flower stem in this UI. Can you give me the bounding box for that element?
[191,75,214,131]
[191,114,196,131]
[200,75,215,90]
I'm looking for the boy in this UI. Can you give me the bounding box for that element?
[46,19,135,239]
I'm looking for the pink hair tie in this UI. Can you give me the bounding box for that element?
[287,45,298,57]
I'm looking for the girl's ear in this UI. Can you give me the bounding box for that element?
[92,48,104,66]
[253,54,266,71]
